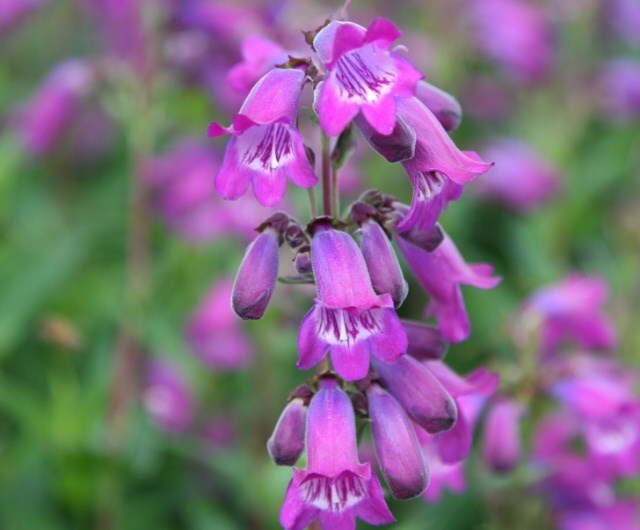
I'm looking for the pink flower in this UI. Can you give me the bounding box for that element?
[185,279,254,370]
[482,398,524,472]
[209,67,317,206]
[0,0,44,31]
[280,376,394,530]
[297,224,407,381]
[397,230,501,343]
[313,18,423,136]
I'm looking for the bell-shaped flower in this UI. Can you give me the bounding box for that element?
[367,383,429,500]
[298,224,407,381]
[521,274,617,356]
[395,97,493,232]
[268,397,308,466]
[372,355,457,434]
[359,219,408,308]
[482,398,524,473]
[313,18,423,136]
[402,320,448,361]
[280,376,394,530]
[397,231,501,343]
[209,67,317,206]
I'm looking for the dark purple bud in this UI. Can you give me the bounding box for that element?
[294,245,312,274]
[367,383,429,499]
[355,114,416,163]
[267,398,307,466]
[360,219,408,308]
[415,81,463,132]
[372,355,457,434]
[482,398,523,473]
[232,228,279,320]
[402,320,448,360]
[285,223,306,249]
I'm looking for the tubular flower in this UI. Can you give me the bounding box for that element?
[298,225,407,381]
[482,398,524,473]
[280,376,394,530]
[209,67,317,206]
[397,230,501,343]
[143,360,194,433]
[313,18,423,136]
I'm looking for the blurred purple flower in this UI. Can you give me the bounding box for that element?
[608,0,640,47]
[470,0,555,82]
[14,60,93,156]
[482,397,524,472]
[0,0,44,32]
[144,141,271,243]
[474,139,560,212]
[600,59,640,122]
[143,360,194,433]
[185,278,254,370]
[522,274,617,356]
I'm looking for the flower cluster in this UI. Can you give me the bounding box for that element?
[209,15,502,529]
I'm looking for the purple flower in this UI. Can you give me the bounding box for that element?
[372,355,457,434]
[395,96,493,232]
[470,0,555,83]
[209,67,317,206]
[280,376,394,530]
[414,81,463,132]
[313,18,423,136]
[185,279,254,370]
[522,274,617,356]
[144,141,272,243]
[227,35,291,94]
[143,360,194,433]
[367,383,429,500]
[298,225,407,381]
[599,60,640,122]
[232,225,280,320]
[402,320,448,361]
[474,139,559,211]
[14,60,93,156]
[608,0,640,47]
[482,398,524,472]
[397,231,501,343]
[0,0,44,31]
[359,219,408,308]
[268,397,308,466]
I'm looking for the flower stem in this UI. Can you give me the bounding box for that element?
[321,133,333,217]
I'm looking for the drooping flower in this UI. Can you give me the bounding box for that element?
[470,0,555,83]
[402,320,448,361]
[474,139,559,212]
[297,224,407,381]
[397,230,501,343]
[482,397,524,472]
[313,18,423,136]
[280,376,394,530]
[268,396,309,466]
[414,81,463,132]
[209,67,317,206]
[185,279,254,370]
[521,274,617,356]
[14,60,93,156]
[367,383,429,499]
[143,359,194,433]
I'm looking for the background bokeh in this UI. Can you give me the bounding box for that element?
[0,0,639,529]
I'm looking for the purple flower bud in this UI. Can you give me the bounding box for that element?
[360,219,408,308]
[367,383,429,499]
[482,398,524,473]
[415,81,463,132]
[355,114,417,163]
[294,246,312,274]
[267,398,307,466]
[232,228,279,320]
[391,203,445,252]
[372,355,457,434]
[402,320,448,360]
